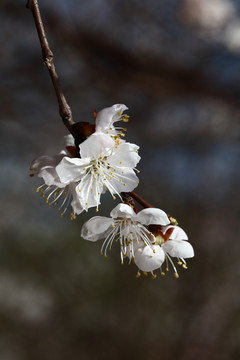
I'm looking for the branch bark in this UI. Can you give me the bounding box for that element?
[26,0,74,133]
[129,191,153,208]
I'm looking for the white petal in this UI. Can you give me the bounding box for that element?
[136,208,170,226]
[69,183,84,215]
[110,203,136,219]
[162,240,194,258]
[95,104,128,132]
[30,154,64,173]
[95,107,116,132]
[112,104,128,113]
[108,142,140,168]
[80,132,115,159]
[105,168,139,195]
[76,177,101,211]
[162,225,188,241]
[134,245,165,272]
[56,157,90,184]
[39,168,64,187]
[64,134,75,146]
[81,216,114,241]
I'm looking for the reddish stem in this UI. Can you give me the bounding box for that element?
[129,191,153,208]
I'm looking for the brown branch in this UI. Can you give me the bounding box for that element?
[129,191,153,208]
[26,0,74,133]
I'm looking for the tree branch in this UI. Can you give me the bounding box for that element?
[26,0,74,133]
[129,191,153,208]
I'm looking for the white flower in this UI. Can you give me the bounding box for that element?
[30,145,83,218]
[56,132,141,211]
[134,245,165,277]
[95,104,129,138]
[158,225,194,278]
[81,203,170,275]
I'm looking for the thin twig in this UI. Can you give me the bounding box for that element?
[26,0,74,133]
[129,191,153,208]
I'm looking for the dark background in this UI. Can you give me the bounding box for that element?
[0,0,240,359]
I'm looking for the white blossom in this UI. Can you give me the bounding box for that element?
[95,104,129,138]
[154,225,194,278]
[81,203,170,276]
[56,132,141,211]
[30,141,83,218]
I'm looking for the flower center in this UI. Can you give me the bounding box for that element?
[100,218,155,264]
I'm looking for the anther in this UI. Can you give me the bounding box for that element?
[136,271,141,278]
[182,264,188,269]
[174,273,179,279]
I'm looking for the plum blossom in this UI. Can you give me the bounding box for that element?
[148,225,194,278]
[81,203,170,276]
[30,135,83,218]
[161,225,194,276]
[56,132,141,212]
[95,104,129,139]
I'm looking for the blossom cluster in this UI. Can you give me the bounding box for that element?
[30,104,194,278]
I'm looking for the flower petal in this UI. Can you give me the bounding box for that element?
[39,167,64,187]
[162,225,188,241]
[162,240,194,258]
[136,208,170,226]
[81,216,114,242]
[134,245,165,272]
[56,157,90,184]
[69,183,84,215]
[80,132,115,159]
[77,174,103,211]
[105,167,139,196]
[112,104,128,117]
[64,134,75,146]
[30,154,65,173]
[110,203,136,219]
[95,104,128,132]
[108,142,140,168]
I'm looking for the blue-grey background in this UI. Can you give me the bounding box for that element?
[0,0,240,359]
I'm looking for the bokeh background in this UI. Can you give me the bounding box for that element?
[1,0,240,359]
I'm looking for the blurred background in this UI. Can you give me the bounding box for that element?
[1,0,240,359]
